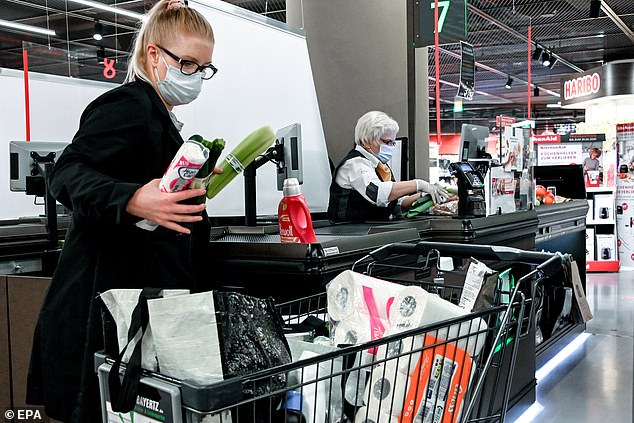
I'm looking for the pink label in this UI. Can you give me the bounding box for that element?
[362,285,391,354]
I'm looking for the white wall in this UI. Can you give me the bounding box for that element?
[183,0,331,216]
[1,69,113,220]
[1,0,330,220]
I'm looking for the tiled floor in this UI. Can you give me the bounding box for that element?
[511,269,634,422]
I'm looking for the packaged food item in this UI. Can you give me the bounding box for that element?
[136,140,208,231]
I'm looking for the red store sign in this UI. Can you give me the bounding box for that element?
[563,73,601,101]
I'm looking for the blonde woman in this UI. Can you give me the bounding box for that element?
[26,2,217,421]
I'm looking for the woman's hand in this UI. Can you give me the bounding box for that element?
[126,178,206,234]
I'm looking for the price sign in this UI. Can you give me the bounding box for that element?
[414,0,468,47]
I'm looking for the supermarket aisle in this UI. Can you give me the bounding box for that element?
[516,270,634,422]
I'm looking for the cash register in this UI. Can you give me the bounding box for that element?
[449,161,486,217]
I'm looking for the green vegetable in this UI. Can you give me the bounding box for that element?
[187,135,226,204]
[407,195,434,218]
[206,125,276,199]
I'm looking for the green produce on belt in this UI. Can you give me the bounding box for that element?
[187,135,226,204]
[407,194,434,218]
[206,125,276,199]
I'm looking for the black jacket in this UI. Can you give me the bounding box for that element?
[328,149,397,222]
[26,80,211,422]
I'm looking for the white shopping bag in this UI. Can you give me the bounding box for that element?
[147,291,224,384]
[100,288,189,371]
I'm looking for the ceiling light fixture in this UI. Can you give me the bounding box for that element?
[505,76,513,89]
[92,19,103,41]
[548,57,557,69]
[70,0,145,20]
[532,46,543,61]
[0,18,56,36]
[542,52,552,67]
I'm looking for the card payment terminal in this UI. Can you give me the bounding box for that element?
[449,161,486,217]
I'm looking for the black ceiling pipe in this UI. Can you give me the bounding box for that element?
[590,0,602,18]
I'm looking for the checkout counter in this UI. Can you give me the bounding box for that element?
[203,219,426,300]
[0,216,66,413]
[0,198,588,417]
[203,199,587,416]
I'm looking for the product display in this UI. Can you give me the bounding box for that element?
[586,187,619,271]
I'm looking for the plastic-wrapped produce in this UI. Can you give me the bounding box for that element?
[429,199,459,216]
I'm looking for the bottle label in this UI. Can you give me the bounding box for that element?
[279,212,300,243]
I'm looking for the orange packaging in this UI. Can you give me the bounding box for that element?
[398,335,473,423]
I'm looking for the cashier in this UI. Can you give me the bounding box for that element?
[26,1,217,422]
[328,110,448,222]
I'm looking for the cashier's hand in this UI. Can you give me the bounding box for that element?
[415,179,450,204]
[126,178,206,234]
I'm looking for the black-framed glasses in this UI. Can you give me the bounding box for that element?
[156,44,218,80]
[380,138,396,147]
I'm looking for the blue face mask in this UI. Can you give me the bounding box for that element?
[374,143,395,164]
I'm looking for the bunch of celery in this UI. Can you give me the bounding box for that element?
[206,125,276,199]
[187,135,226,205]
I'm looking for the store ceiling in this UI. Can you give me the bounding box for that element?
[440,0,634,129]
[0,0,633,129]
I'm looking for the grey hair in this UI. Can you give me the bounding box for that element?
[354,111,399,147]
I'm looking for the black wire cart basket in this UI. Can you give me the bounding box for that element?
[95,241,566,423]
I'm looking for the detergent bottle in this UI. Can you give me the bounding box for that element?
[278,178,317,243]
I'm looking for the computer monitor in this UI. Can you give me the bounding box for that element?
[459,124,491,161]
[9,140,69,194]
[533,164,586,199]
[275,123,303,190]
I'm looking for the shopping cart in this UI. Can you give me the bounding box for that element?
[95,241,567,423]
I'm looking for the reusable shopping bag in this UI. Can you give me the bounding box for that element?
[101,288,292,413]
[213,290,292,396]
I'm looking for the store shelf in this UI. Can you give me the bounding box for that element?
[586,260,620,272]
[586,219,616,225]
[586,186,616,193]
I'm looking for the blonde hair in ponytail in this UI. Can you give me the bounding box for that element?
[124,0,214,83]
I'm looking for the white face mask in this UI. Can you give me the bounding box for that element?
[156,56,203,106]
[374,143,395,164]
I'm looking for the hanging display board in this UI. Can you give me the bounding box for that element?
[456,41,475,100]
[413,0,468,47]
